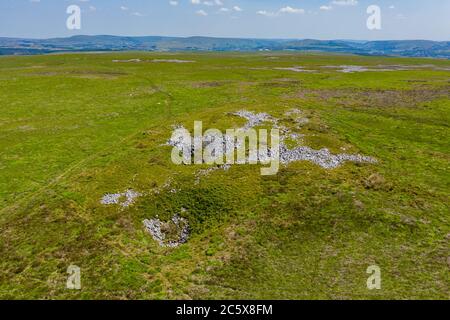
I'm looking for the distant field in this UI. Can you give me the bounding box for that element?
[0,52,449,299]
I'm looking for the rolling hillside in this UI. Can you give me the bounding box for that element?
[1,35,449,58]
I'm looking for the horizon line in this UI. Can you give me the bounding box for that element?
[1,34,449,42]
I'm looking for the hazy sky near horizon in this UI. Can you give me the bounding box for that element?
[0,0,449,40]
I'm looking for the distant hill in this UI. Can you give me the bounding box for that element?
[0,35,449,58]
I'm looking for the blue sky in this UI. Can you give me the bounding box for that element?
[0,0,449,40]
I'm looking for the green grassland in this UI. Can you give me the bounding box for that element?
[0,52,449,299]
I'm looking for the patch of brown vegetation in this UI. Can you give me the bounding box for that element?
[190,81,229,88]
[260,78,302,88]
[30,70,127,79]
[128,87,159,98]
[288,87,450,108]
[364,173,386,190]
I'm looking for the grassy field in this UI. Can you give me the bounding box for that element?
[0,52,449,299]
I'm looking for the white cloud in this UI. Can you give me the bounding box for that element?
[196,9,208,16]
[257,10,276,17]
[169,1,179,6]
[332,0,358,6]
[320,5,333,11]
[120,6,129,11]
[258,6,306,17]
[279,6,305,14]
[233,6,243,12]
[191,0,224,7]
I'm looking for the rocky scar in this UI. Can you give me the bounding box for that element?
[143,214,190,248]
[168,110,377,176]
[169,121,280,176]
[100,189,141,208]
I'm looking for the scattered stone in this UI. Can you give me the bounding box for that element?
[100,189,141,208]
[167,125,241,161]
[289,132,304,141]
[167,110,377,179]
[151,59,195,63]
[339,65,371,73]
[152,178,174,195]
[143,214,190,248]
[321,64,450,73]
[233,110,377,169]
[284,108,303,116]
[280,145,376,169]
[274,66,315,73]
[232,110,277,129]
[112,59,195,64]
[321,65,382,73]
[112,59,142,63]
[195,164,231,184]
